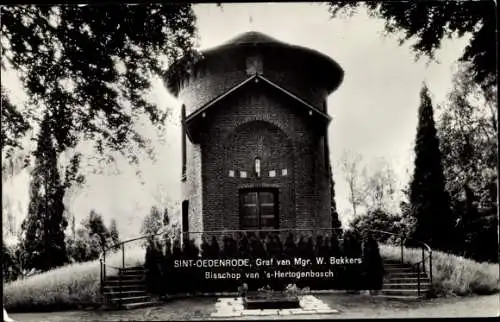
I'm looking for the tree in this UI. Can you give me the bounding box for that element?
[67,227,102,262]
[409,85,455,251]
[339,150,367,216]
[438,63,498,262]
[328,1,497,91]
[2,244,22,282]
[141,206,164,236]
[1,87,31,157]
[329,158,342,229]
[362,159,397,212]
[70,213,76,239]
[399,185,417,239]
[162,207,170,227]
[438,63,497,210]
[109,218,120,249]
[141,206,166,246]
[67,211,111,262]
[2,197,17,238]
[82,210,110,249]
[20,112,68,271]
[1,4,197,172]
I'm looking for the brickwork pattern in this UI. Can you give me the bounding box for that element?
[198,84,331,231]
[178,45,336,234]
[184,142,203,245]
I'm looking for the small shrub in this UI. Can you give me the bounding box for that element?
[340,229,364,290]
[144,238,164,295]
[171,238,183,294]
[362,233,384,290]
[238,282,248,297]
[350,209,403,243]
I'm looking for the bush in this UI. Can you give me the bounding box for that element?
[362,233,384,290]
[463,211,498,263]
[2,244,23,283]
[66,213,123,264]
[380,244,499,296]
[3,246,144,312]
[350,208,403,244]
[340,229,364,291]
[66,231,102,263]
[144,238,164,295]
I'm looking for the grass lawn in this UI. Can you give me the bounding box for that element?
[8,293,499,321]
[3,246,145,312]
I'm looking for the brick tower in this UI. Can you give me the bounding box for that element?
[164,31,344,243]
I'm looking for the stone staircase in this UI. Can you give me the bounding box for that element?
[377,259,431,299]
[102,266,159,310]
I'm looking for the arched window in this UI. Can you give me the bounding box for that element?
[254,157,261,178]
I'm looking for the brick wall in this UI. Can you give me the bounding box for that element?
[178,46,336,234]
[183,141,203,245]
[178,49,248,115]
[198,84,331,231]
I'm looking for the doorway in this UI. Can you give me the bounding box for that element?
[239,189,279,230]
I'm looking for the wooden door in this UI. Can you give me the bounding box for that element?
[240,190,278,230]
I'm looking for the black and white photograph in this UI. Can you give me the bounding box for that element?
[1,1,498,321]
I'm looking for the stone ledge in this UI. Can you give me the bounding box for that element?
[211,295,339,317]
[210,312,241,318]
[289,308,317,315]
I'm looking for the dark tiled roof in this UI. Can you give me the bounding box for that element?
[165,31,344,96]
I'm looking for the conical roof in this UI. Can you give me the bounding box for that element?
[165,31,344,96]
[220,31,283,46]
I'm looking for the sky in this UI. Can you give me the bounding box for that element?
[2,3,472,241]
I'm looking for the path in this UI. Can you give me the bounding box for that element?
[8,294,499,321]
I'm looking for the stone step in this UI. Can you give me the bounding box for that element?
[386,277,430,283]
[387,272,427,278]
[383,260,405,264]
[120,271,146,277]
[119,267,146,273]
[373,294,423,300]
[120,267,146,271]
[384,263,409,267]
[109,295,152,305]
[103,284,146,292]
[385,267,416,272]
[104,280,145,288]
[120,266,145,271]
[122,301,160,310]
[383,283,431,290]
[106,274,145,281]
[381,289,428,296]
[384,266,412,271]
[104,290,147,297]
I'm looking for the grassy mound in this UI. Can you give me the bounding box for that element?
[3,246,145,312]
[380,244,499,296]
